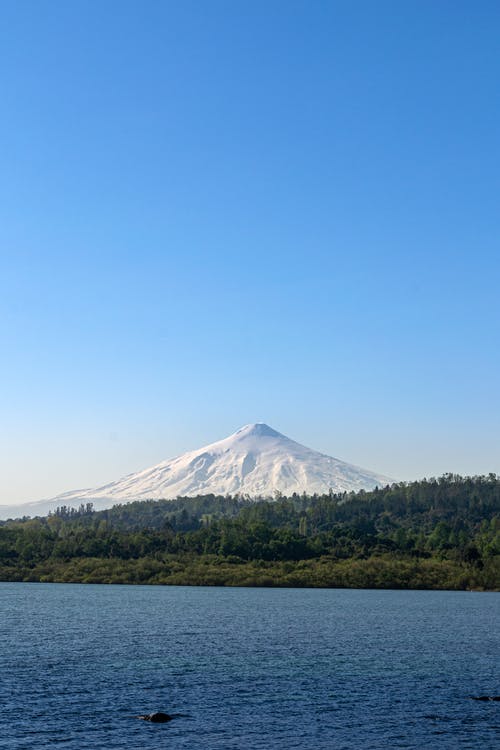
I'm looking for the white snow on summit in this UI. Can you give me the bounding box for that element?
[0,423,393,518]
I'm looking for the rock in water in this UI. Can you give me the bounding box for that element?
[137,712,173,723]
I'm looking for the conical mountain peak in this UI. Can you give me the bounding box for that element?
[50,423,393,505]
[0,424,394,519]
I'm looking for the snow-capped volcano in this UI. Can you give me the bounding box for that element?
[0,424,393,519]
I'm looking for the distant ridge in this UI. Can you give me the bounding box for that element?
[0,423,393,519]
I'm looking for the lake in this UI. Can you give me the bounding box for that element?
[0,583,498,749]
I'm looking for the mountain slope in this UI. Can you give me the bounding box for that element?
[0,423,393,519]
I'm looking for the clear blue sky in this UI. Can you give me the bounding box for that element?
[1,1,499,503]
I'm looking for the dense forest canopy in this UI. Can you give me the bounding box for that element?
[1,475,499,590]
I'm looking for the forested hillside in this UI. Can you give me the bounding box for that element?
[1,475,499,589]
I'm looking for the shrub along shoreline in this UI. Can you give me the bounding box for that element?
[0,554,498,591]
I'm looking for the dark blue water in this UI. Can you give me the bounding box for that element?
[0,584,498,749]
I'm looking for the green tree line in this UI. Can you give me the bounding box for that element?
[0,475,499,589]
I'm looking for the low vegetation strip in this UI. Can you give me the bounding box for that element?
[1,554,498,590]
